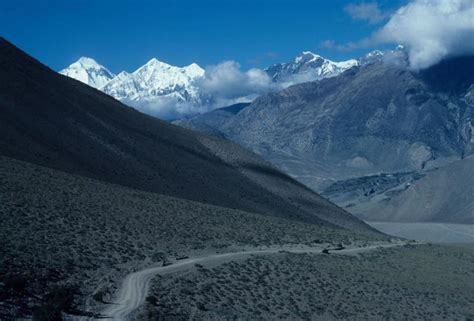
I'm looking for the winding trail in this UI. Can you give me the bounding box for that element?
[101,242,405,320]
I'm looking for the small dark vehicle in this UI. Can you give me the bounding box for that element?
[162,260,172,267]
[334,243,345,250]
[175,255,189,260]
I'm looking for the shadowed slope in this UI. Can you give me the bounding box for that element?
[0,37,373,232]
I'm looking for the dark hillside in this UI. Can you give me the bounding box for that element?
[0,37,372,231]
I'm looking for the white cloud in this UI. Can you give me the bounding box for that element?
[374,0,474,70]
[345,2,387,24]
[127,61,280,119]
[197,61,276,100]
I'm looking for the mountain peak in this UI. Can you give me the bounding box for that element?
[299,51,321,57]
[116,70,130,78]
[141,57,172,69]
[60,57,115,89]
[76,56,101,67]
[295,51,322,63]
[183,63,205,78]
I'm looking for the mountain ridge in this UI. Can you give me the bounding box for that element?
[176,54,474,223]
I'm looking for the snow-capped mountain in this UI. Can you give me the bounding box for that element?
[265,51,359,84]
[59,50,388,119]
[102,58,204,103]
[60,57,115,89]
[60,57,206,118]
[265,50,390,84]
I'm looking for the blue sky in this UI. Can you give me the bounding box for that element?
[1,0,406,72]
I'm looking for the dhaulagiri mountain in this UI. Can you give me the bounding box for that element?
[60,56,206,118]
[177,51,474,224]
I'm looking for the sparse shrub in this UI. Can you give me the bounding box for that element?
[32,306,62,321]
[32,284,80,320]
[3,274,28,294]
[146,295,158,306]
[92,290,106,303]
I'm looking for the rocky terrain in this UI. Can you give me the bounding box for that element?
[177,52,474,223]
[321,172,425,217]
